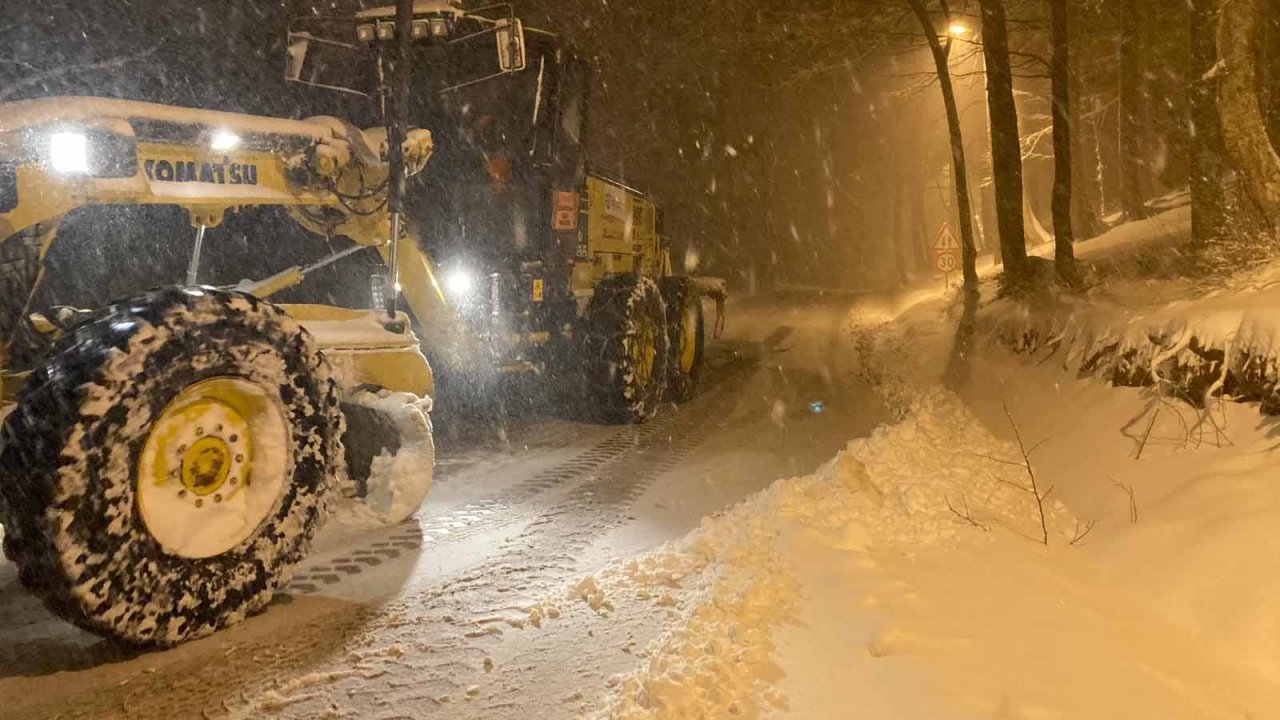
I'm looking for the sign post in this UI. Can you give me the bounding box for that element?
[931,222,962,288]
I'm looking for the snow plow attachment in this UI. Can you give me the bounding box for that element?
[282,305,436,528]
[335,387,434,528]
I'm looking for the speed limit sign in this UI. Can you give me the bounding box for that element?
[932,222,961,276]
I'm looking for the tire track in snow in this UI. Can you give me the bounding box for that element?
[255,351,763,718]
[287,347,762,596]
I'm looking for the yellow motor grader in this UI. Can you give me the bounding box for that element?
[0,0,723,647]
[0,3,496,646]
[0,95,453,645]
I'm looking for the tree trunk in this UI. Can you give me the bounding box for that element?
[908,0,979,290]
[1220,0,1280,230]
[889,112,912,284]
[1070,0,1100,239]
[1119,0,1147,220]
[978,0,1028,278]
[1050,0,1079,285]
[905,0,980,384]
[1190,0,1231,245]
[1261,0,1280,144]
[910,160,931,268]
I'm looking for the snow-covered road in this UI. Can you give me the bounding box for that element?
[0,294,890,720]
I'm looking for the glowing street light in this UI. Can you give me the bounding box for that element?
[948,22,970,37]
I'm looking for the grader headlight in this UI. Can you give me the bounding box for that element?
[444,268,478,301]
[46,128,138,178]
[49,132,89,174]
[209,129,241,151]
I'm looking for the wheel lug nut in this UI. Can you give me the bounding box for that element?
[235,454,244,463]
[229,434,239,443]
[214,494,223,503]
[195,498,204,508]
[230,477,238,486]
[195,427,204,437]
[178,489,187,498]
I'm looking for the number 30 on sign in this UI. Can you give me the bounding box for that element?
[931,222,961,275]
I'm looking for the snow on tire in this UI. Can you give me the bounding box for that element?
[583,275,670,423]
[0,287,341,646]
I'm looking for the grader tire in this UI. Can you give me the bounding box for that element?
[583,276,670,423]
[660,278,706,404]
[0,288,341,646]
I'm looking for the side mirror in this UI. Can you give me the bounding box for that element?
[285,32,311,83]
[285,25,375,97]
[495,18,526,73]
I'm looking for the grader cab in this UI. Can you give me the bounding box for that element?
[288,0,728,422]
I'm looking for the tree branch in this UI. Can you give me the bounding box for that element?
[1002,400,1050,545]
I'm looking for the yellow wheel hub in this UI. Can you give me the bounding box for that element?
[181,436,233,497]
[136,377,289,559]
[631,315,658,385]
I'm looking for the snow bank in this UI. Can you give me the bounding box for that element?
[986,258,1280,415]
[580,221,1280,717]
[582,391,1076,719]
[1071,204,1192,264]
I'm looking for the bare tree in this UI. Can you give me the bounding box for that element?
[1220,0,1280,231]
[1067,1,1102,242]
[1049,0,1079,286]
[906,0,983,382]
[1118,0,1148,220]
[978,0,1029,281]
[907,0,979,292]
[1190,0,1232,246]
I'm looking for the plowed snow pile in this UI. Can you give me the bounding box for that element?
[579,390,1082,719]
[580,328,1280,717]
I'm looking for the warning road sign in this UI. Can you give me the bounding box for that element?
[552,191,579,230]
[931,222,961,274]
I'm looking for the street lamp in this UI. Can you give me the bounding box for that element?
[948,22,969,37]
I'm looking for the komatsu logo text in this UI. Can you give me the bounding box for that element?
[144,157,259,185]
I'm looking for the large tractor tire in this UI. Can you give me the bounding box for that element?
[583,276,670,423]
[0,288,342,646]
[660,278,706,404]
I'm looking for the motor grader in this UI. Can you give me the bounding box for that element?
[0,0,722,647]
